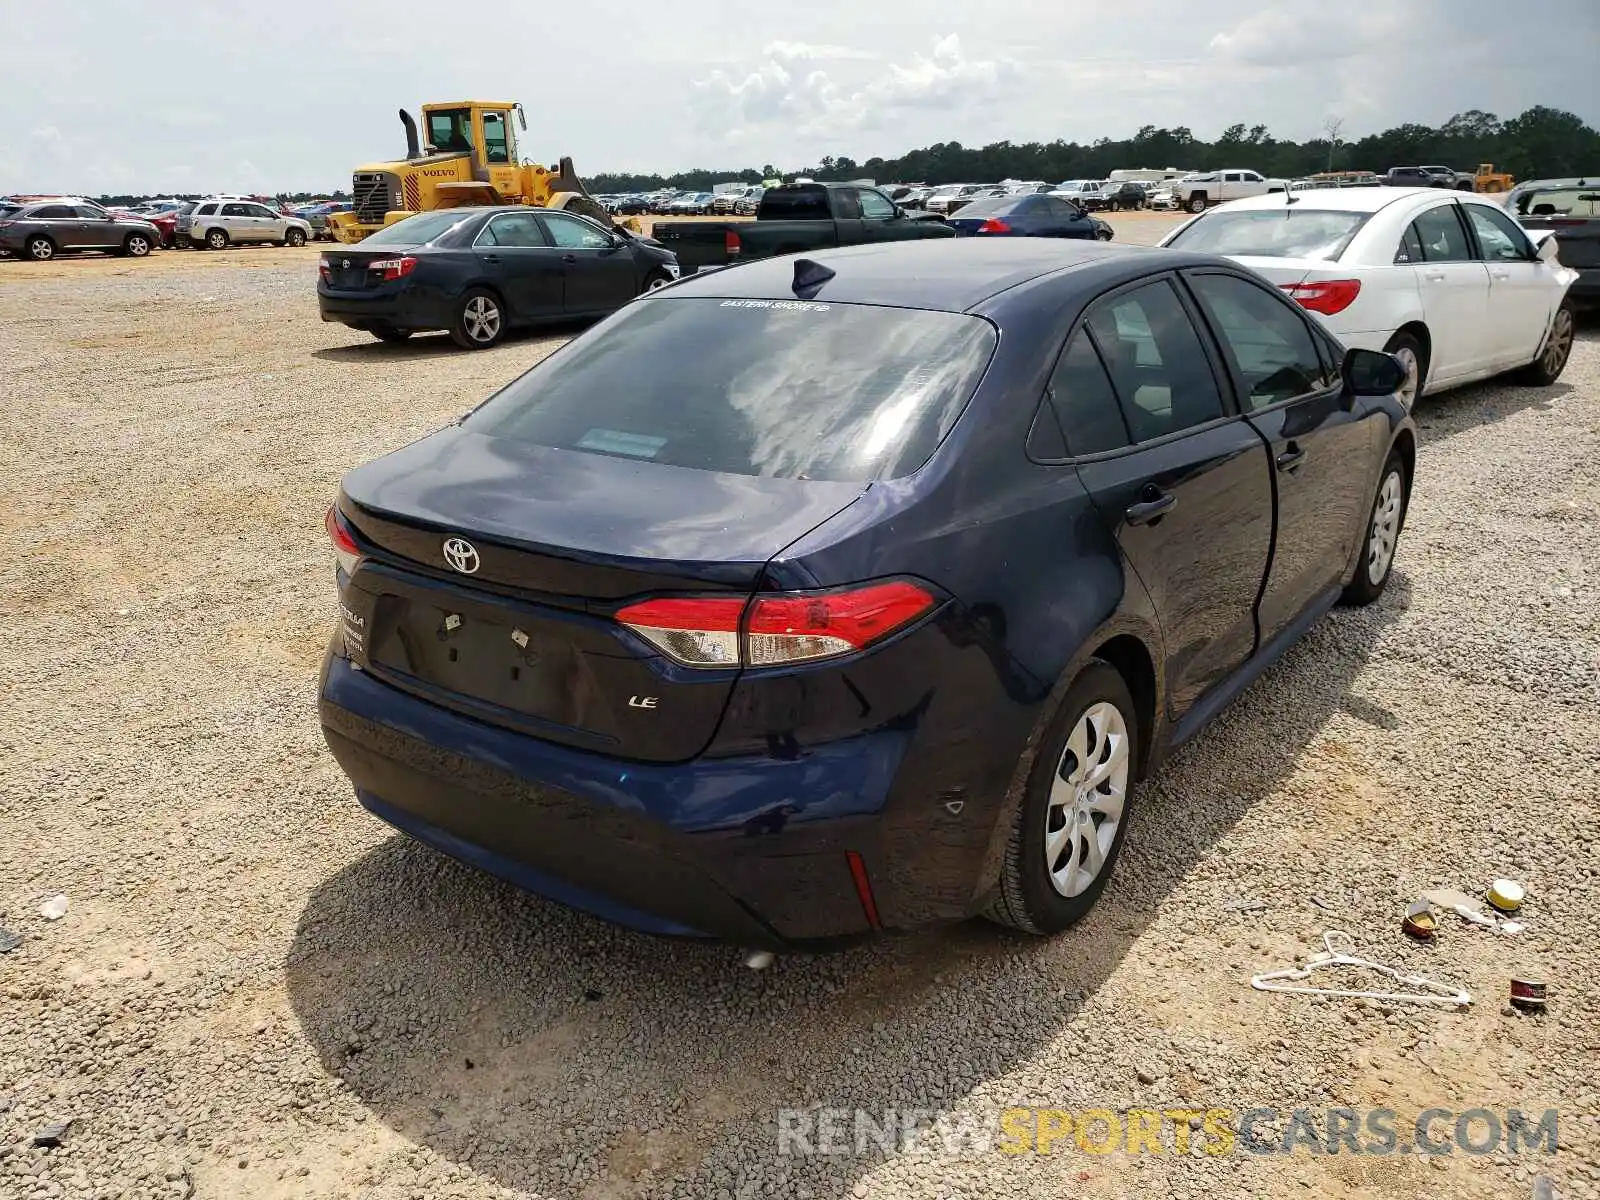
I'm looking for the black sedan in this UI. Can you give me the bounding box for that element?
[319,238,1415,948]
[317,206,680,349]
[946,193,1113,240]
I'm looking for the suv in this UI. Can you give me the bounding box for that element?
[0,200,161,260]
[180,200,311,250]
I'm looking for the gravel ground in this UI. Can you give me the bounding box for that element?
[1,217,1597,1200]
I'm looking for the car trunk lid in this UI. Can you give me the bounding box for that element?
[320,246,422,290]
[337,429,865,762]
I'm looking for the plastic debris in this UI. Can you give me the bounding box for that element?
[38,895,68,921]
[1251,930,1470,1007]
[1486,879,1526,913]
[0,927,22,953]
[744,950,776,971]
[1423,887,1525,935]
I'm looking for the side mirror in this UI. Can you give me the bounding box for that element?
[1342,348,1407,397]
[1535,235,1561,263]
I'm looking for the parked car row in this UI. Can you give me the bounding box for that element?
[0,198,164,260]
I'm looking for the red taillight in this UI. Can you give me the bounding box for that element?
[1279,278,1362,315]
[978,218,1011,234]
[615,580,937,668]
[325,505,362,576]
[369,256,417,281]
[725,229,741,256]
[318,255,333,282]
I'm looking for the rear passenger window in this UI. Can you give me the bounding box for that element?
[1410,206,1473,262]
[1187,273,1332,408]
[1047,330,1129,454]
[1084,280,1225,441]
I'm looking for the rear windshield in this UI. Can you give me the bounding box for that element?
[952,195,1031,217]
[1165,209,1368,260]
[756,188,831,220]
[466,298,998,482]
[362,209,474,245]
[1513,187,1600,218]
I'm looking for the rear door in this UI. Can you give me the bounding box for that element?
[72,205,119,248]
[220,202,255,241]
[473,211,564,318]
[1404,201,1493,381]
[1459,201,1555,367]
[1184,270,1375,644]
[537,211,638,314]
[1057,276,1275,720]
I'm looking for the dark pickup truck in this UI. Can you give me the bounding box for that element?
[650,181,954,274]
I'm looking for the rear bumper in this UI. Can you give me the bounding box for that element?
[318,653,902,949]
[317,284,444,330]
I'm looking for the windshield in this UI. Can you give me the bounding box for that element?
[360,209,475,245]
[1056,181,1087,190]
[1165,209,1369,260]
[466,298,998,482]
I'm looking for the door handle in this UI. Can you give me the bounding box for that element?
[1491,270,1510,280]
[1422,271,1446,282]
[481,253,501,263]
[1276,443,1307,473]
[562,253,577,263]
[1125,490,1176,526]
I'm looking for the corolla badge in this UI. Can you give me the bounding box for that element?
[442,537,481,575]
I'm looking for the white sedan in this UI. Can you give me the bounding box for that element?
[1159,188,1579,406]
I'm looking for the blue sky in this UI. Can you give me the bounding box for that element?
[1,0,1595,194]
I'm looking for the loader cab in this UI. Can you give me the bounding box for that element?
[421,103,519,167]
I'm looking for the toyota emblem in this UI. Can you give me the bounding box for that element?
[341,258,350,268]
[442,537,481,575]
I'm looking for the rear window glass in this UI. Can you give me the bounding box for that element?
[467,299,998,481]
[362,209,474,245]
[756,188,831,220]
[952,196,1029,217]
[1514,188,1600,218]
[1166,209,1368,260]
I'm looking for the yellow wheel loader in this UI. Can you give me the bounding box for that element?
[326,102,638,243]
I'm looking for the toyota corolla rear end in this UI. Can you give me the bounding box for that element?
[318,291,1003,947]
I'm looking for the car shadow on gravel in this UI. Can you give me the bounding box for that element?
[312,319,599,363]
[285,574,1412,1196]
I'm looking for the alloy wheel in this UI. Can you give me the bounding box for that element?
[1367,470,1403,584]
[463,296,501,343]
[1542,307,1574,378]
[28,238,53,261]
[1393,345,1420,408]
[1045,701,1130,898]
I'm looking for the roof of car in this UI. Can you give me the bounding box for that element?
[660,238,1181,313]
[1208,187,1493,215]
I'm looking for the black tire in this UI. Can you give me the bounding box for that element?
[285,227,306,247]
[640,269,673,296]
[1381,330,1428,410]
[449,288,506,350]
[371,324,412,343]
[205,228,228,250]
[986,660,1140,935]
[1341,451,1409,606]
[25,235,55,262]
[122,232,152,258]
[1187,194,1207,214]
[1515,301,1575,386]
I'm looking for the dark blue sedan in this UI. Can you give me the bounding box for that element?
[318,238,1415,949]
[946,192,1113,240]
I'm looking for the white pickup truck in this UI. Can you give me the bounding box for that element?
[1171,169,1287,214]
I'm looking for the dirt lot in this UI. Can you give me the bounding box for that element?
[1,215,1598,1200]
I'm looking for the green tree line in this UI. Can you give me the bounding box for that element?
[587,106,1599,193]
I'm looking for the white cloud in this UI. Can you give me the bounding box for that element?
[694,34,1023,149]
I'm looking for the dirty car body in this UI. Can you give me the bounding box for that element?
[318,239,1416,950]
